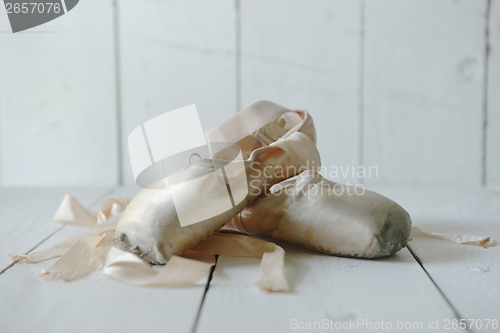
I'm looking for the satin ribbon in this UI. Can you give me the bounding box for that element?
[411,226,495,247]
[8,195,494,290]
[9,194,289,292]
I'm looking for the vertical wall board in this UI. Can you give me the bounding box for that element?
[118,0,237,186]
[364,0,487,186]
[240,0,361,184]
[487,0,500,189]
[0,1,118,186]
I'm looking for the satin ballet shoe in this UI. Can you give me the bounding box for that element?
[115,101,321,264]
[225,171,412,258]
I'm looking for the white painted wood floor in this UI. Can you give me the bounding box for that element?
[0,186,499,333]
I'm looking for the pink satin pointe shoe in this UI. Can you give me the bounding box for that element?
[115,101,320,264]
[225,170,412,258]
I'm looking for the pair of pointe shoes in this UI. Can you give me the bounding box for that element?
[115,101,411,264]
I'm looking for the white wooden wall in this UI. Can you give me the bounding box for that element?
[488,0,500,191]
[0,0,498,188]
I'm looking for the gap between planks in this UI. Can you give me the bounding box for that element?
[482,0,492,185]
[191,255,219,333]
[358,0,366,185]
[234,0,242,113]
[407,244,473,333]
[113,0,124,186]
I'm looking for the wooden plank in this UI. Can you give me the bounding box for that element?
[240,0,361,183]
[363,0,487,186]
[373,187,500,329]
[0,1,118,186]
[197,244,462,333]
[118,0,237,185]
[0,186,208,333]
[0,187,112,270]
[487,0,500,189]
